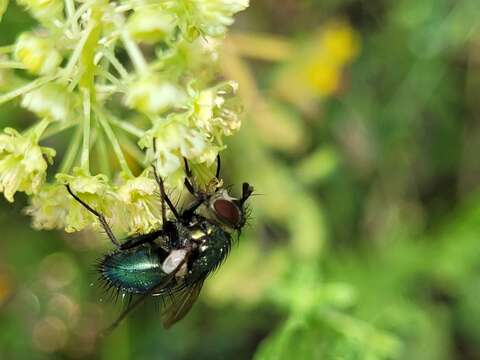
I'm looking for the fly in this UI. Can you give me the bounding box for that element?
[66,155,253,335]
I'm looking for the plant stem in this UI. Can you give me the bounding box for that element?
[96,127,112,177]
[77,5,103,173]
[0,75,58,105]
[64,0,78,33]
[109,116,144,138]
[95,67,122,87]
[0,45,15,54]
[120,30,148,74]
[117,133,145,166]
[67,0,95,33]
[59,125,82,173]
[97,109,134,177]
[41,121,77,140]
[30,118,52,142]
[62,23,94,80]
[37,117,51,134]
[0,61,27,69]
[102,49,130,79]
[80,88,91,171]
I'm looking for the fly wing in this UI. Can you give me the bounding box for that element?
[101,266,178,337]
[161,282,204,329]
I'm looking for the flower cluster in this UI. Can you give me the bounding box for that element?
[0,0,248,234]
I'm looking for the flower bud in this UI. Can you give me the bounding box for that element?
[127,8,176,43]
[125,75,187,114]
[15,32,62,75]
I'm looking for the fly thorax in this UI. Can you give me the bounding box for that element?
[189,222,214,243]
[187,223,232,284]
[174,222,194,248]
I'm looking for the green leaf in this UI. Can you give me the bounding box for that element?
[254,316,319,360]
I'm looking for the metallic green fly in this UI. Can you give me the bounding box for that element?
[66,156,254,335]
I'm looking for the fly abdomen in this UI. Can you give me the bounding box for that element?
[99,245,169,294]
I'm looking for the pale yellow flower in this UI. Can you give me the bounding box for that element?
[21,83,78,122]
[193,82,241,136]
[154,37,221,79]
[115,175,163,234]
[170,0,249,38]
[24,183,69,230]
[56,169,115,232]
[0,125,55,202]
[193,0,249,36]
[127,8,176,43]
[197,144,224,166]
[140,118,207,176]
[125,75,188,114]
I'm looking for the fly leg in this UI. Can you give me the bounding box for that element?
[150,146,183,248]
[215,154,221,179]
[65,185,121,248]
[119,230,165,250]
[183,157,196,196]
[181,156,221,218]
[183,155,221,197]
[152,164,180,220]
[152,139,180,221]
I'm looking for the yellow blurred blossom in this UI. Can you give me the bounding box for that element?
[274,21,360,110]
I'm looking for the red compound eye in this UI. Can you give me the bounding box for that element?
[213,199,241,226]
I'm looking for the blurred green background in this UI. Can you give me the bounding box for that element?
[2,0,480,359]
